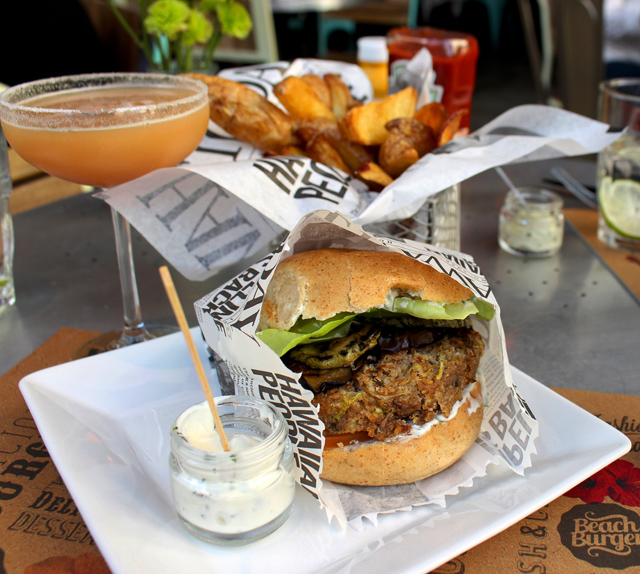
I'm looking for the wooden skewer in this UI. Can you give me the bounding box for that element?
[159,265,230,452]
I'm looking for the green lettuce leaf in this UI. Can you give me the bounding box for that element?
[257,312,355,357]
[391,296,495,322]
[257,297,495,356]
[473,298,495,321]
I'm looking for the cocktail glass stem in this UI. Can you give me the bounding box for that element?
[110,208,151,348]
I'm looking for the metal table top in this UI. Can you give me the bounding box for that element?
[460,157,640,395]
[2,157,639,396]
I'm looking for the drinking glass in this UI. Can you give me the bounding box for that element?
[0,125,15,310]
[0,73,209,348]
[596,78,640,252]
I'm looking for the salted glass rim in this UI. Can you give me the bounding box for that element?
[0,72,208,118]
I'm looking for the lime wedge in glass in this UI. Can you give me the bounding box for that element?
[598,176,640,239]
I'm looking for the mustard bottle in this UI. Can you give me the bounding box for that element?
[357,36,389,100]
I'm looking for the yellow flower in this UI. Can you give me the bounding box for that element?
[182,10,213,46]
[144,0,191,41]
[216,1,252,40]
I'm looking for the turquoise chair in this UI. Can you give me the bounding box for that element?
[317,0,420,56]
[463,0,508,49]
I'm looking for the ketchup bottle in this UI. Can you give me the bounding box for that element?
[387,27,479,128]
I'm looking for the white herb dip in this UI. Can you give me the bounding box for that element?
[169,398,295,544]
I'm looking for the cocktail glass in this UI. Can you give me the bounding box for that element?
[0,73,210,349]
[596,78,640,252]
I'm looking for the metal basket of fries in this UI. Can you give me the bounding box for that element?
[363,184,460,251]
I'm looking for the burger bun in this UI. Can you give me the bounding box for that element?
[320,380,483,486]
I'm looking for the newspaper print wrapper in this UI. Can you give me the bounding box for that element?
[194,209,539,527]
[95,58,621,283]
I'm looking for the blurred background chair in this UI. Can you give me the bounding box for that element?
[317,0,420,56]
[518,0,605,118]
[458,0,508,49]
[602,0,640,79]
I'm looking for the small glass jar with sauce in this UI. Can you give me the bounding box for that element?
[169,395,295,545]
[499,187,565,258]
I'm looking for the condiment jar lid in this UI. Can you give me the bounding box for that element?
[357,36,389,63]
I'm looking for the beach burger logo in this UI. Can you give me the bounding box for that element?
[558,460,640,569]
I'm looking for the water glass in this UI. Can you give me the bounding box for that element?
[596,78,640,252]
[0,125,15,309]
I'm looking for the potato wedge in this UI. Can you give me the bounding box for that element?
[301,74,332,109]
[379,133,420,178]
[295,117,340,145]
[341,87,418,146]
[355,161,394,190]
[324,132,374,173]
[280,145,307,156]
[305,134,352,175]
[274,76,336,121]
[185,73,299,153]
[386,118,437,157]
[414,102,448,135]
[324,73,354,120]
[438,109,468,146]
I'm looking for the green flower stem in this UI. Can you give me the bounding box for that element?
[160,37,173,71]
[199,25,222,70]
[138,0,151,51]
[185,46,195,72]
[108,0,253,73]
[106,0,156,66]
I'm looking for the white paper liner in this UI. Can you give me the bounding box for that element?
[95,58,621,283]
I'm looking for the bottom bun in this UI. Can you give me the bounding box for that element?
[320,380,483,486]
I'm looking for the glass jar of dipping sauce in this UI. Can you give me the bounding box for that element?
[169,395,295,545]
[499,187,565,257]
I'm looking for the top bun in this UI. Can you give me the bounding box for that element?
[259,249,473,331]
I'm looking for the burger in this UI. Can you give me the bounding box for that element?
[257,248,493,486]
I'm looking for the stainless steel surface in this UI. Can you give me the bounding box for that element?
[0,193,236,372]
[461,157,640,395]
[2,157,639,399]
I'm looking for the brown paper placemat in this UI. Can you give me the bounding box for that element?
[565,207,640,300]
[0,328,111,574]
[431,387,640,574]
[2,329,639,573]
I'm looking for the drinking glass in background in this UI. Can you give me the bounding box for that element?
[0,125,15,310]
[596,78,640,251]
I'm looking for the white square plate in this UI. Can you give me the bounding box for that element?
[20,329,630,574]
